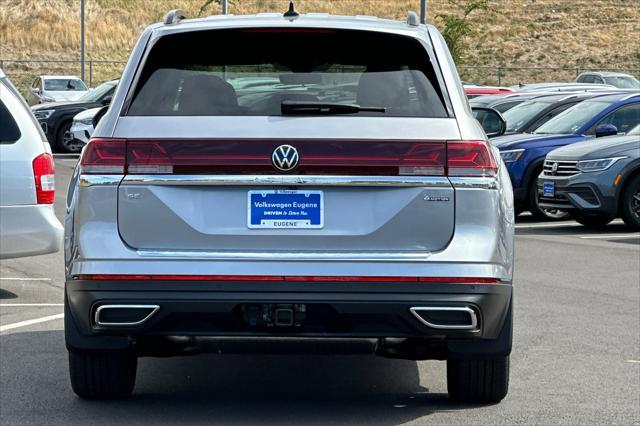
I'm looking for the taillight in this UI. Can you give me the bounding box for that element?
[125,139,448,176]
[447,140,497,177]
[80,138,126,174]
[32,153,55,204]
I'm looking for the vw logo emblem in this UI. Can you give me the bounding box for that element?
[551,162,559,175]
[272,144,299,172]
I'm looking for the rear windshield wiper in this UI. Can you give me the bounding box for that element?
[281,100,386,115]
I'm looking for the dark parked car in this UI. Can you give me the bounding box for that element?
[538,124,640,229]
[493,92,640,219]
[31,79,118,152]
[501,92,604,135]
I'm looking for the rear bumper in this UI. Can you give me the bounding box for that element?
[65,279,512,359]
[0,204,63,259]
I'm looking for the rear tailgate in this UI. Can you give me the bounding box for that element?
[113,117,459,254]
[102,26,471,256]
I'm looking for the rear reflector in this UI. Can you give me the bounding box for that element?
[80,138,496,177]
[76,274,501,284]
[32,153,55,204]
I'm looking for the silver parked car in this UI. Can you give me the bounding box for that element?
[576,71,640,89]
[64,9,515,402]
[0,69,63,258]
[26,75,89,105]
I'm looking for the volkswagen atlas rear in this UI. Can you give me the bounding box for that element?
[64,10,514,402]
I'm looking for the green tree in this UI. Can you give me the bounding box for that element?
[436,0,491,64]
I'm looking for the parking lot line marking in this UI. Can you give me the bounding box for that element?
[0,313,64,333]
[515,222,580,229]
[579,234,640,240]
[0,277,52,281]
[626,360,640,363]
[515,219,625,230]
[0,303,63,307]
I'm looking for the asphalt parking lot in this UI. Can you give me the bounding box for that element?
[1,157,638,425]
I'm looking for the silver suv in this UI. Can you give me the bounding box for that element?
[65,9,515,402]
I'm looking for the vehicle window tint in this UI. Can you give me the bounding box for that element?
[2,78,48,143]
[604,76,640,89]
[44,78,87,91]
[0,100,21,144]
[77,81,117,102]
[128,29,448,118]
[529,102,576,131]
[502,101,551,132]
[493,101,521,113]
[596,103,640,134]
[582,75,594,84]
[534,101,610,135]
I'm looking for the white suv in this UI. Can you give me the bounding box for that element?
[0,69,63,258]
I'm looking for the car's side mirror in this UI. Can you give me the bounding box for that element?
[101,95,113,106]
[472,107,507,138]
[92,105,109,128]
[595,123,618,138]
[32,87,40,95]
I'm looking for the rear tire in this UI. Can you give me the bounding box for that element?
[69,350,137,399]
[570,212,614,229]
[620,174,640,231]
[447,356,509,403]
[527,174,568,221]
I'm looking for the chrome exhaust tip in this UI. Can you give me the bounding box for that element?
[409,306,478,330]
[94,304,160,327]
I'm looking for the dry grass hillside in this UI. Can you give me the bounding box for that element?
[1,0,639,90]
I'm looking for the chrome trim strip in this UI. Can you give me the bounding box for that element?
[94,304,160,327]
[80,175,124,187]
[449,177,498,189]
[121,175,452,187]
[83,174,497,188]
[409,306,479,331]
[136,249,433,261]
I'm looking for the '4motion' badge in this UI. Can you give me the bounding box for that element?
[423,195,450,202]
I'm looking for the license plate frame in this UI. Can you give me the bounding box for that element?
[248,190,324,229]
[543,182,555,197]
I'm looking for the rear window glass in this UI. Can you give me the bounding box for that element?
[128,28,448,118]
[0,99,21,144]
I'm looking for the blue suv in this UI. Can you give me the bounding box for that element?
[492,93,640,219]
